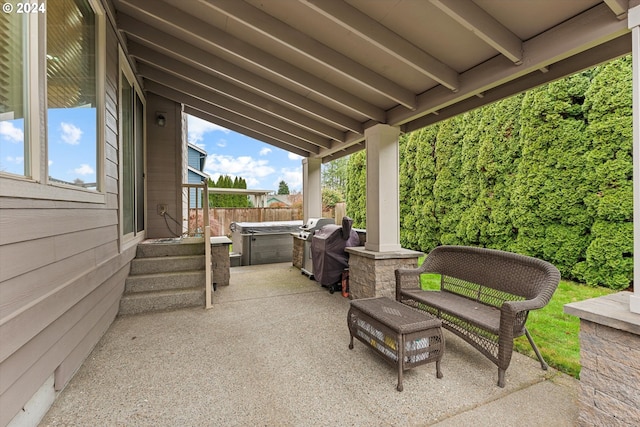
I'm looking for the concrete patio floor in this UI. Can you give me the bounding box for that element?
[40,263,579,426]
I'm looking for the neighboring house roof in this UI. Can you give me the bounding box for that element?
[267,195,292,206]
[188,143,208,156]
[207,188,272,196]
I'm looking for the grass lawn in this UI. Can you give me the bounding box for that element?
[418,270,615,379]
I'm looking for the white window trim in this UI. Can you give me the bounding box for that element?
[28,11,41,183]
[0,0,107,205]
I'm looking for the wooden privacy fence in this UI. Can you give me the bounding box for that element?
[189,207,303,236]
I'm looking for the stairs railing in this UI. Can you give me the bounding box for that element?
[183,182,213,309]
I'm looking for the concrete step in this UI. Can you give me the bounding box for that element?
[136,240,205,258]
[125,270,206,294]
[118,287,205,315]
[129,255,205,275]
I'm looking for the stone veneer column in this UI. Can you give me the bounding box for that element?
[292,235,304,269]
[347,124,416,298]
[210,236,232,287]
[564,292,640,426]
[346,247,423,299]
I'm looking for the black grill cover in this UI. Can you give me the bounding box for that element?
[311,217,360,286]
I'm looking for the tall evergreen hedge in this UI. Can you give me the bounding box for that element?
[573,56,634,289]
[208,175,249,207]
[345,150,366,228]
[510,72,593,277]
[344,56,633,290]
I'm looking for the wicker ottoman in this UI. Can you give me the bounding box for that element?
[348,297,444,391]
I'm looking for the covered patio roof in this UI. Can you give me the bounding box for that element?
[112,0,631,162]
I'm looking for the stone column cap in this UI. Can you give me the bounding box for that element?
[564,292,640,335]
[210,236,232,245]
[346,246,424,260]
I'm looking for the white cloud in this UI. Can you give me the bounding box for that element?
[0,121,24,143]
[60,122,82,145]
[288,152,303,161]
[74,164,94,175]
[4,156,23,164]
[260,147,272,156]
[205,154,275,189]
[187,115,229,144]
[217,139,227,148]
[275,166,302,192]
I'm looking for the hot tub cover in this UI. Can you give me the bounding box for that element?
[229,220,303,234]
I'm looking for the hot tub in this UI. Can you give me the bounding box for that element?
[230,220,303,266]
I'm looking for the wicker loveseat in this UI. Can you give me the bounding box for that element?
[395,245,560,387]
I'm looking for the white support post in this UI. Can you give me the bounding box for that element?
[203,182,212,309]
[629,6,640,314]
[364,124,402,252]
[205,225,212,309]
[302,158,322,222]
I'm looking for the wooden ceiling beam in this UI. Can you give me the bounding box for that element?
[388,3,628,126]
[301,0,459,91]
[142,74,327,153]
[130,42,343,144]
[430,0,523,65]
[118,14,363,133]
[603,0,629,19]
[201,0,416,110]
[118,0,385,121]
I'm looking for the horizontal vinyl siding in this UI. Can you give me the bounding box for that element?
[0,225,119,319]
[0,20,133,426]
[0,207,117,246]
[0,224,118,283]
[146,94,184,239]
[188,148,199,170]
[0,259,129,402]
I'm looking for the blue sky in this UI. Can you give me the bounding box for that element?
[1,111,303,192]
[187,115,303,192]
[1,107,97,186]
[0,119,26,175]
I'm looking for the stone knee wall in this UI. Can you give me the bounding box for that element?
[211,245,230,286]
[577,320,640,426]
[348,253,419,300]
[292,236,303,269]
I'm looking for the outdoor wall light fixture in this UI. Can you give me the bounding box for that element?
[156,112,166,127]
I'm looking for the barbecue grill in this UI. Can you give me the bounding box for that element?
[311,217,360,293]
[299,217,334,278]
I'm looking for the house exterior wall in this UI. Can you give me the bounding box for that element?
[186,145,208,210]
[188,169,201,184]
[187,146,205,171]
[0,15,138,426]
[145,93,185,239]
[188,170,203,209]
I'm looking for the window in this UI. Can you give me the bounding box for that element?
[0,10,28,177]
[0,0,104,202]
[47,0,98,190]
[120,50,145,238]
